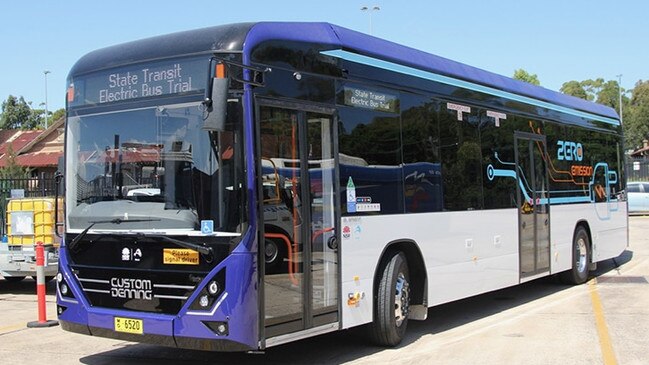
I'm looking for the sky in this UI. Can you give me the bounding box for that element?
[1,0,646,113]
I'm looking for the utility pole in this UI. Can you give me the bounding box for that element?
[616,74,623,125]
[44,70,51,129]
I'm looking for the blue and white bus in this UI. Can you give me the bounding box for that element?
[57,22,627,351]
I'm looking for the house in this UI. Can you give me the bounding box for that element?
[0,117,64,178]
[629,140,649,158]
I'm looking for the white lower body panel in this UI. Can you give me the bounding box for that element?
[340,201,628,329]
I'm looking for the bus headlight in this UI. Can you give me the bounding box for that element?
[199,295,210,308]
[57,275,75,299]
[188,269,225,311]
[207,281,219,296]
[60,282,69,295]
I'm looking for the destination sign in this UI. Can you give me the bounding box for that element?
[343,87,399,113]
[69,56,208,107]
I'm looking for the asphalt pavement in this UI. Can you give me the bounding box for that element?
[1,217,647,365]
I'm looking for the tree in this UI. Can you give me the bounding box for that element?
[625,80,649,149]
[595,80,622,109]
[580,78,606,101]
[33,108,65,128]
[51,108,65,123]
[0,144,31,179]
[513,69,540,86]
[0,95,43,130]
[560,78,630,127]
[560,80,589,100]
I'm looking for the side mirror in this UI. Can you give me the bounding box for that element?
[54,171,64,238]
[203,78,228,131]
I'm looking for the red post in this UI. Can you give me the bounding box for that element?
[35,242,46,323]
[27,241,58,328]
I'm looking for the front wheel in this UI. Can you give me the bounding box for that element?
[264,237,286,274]
[560,226,590,284]
[370,251,410,346]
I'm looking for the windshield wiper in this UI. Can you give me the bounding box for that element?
[67,218,161,252]
[67,222,96,253]
[143,234,214,262]
[89,218,161,225]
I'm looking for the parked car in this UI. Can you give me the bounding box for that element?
[627,182,649,214]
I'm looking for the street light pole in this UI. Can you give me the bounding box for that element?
[44,70,51,129]
[616,74,623,125]
[360,6,380,35]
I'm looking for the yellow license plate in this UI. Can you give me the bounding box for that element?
[114,317,143,335]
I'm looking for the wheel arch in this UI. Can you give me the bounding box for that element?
[372,239,428,310]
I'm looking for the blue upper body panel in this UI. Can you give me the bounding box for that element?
[69,21,619,121]
[244,22,619,121]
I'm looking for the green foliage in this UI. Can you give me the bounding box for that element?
[513,69,541,86]
[596,80,622,109]
[625,80,649,149]
[0,95,44,130]
[580,78,606,100]
[51,108,65,123]
[560,81,590,100]
[560,78,625,109]
[0,144,31,179]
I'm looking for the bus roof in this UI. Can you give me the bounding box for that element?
[70,22,619,121]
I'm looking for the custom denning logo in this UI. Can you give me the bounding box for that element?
[110,278,153,300]
[557,140,583,161]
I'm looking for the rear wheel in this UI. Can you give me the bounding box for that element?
[370,252,410,346]
[560,226,590,284]
[4,276,26,283]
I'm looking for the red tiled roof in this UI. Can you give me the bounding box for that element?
[0,130,17,147]
[0,130,43,155]
[14,152,62,167]
[0,129,52,168]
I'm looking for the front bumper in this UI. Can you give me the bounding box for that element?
[56,245,259,352]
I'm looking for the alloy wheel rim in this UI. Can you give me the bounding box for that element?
[394,272,410,327]
[576,237,587,273]
[265,240,278,263]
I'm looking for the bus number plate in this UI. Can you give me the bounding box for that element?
[114,317,143,335]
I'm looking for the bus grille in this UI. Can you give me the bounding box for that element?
[72,267,202,314]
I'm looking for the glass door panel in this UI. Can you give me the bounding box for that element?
[260,104,339,336]
[516,134,550,278]
[260,106,304,329]
[306,113,338,320]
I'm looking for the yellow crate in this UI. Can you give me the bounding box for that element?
[6,198,63,247]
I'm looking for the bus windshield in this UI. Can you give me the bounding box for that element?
[66,102,244,234]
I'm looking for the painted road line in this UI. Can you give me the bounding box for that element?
[588,278,617,365]
[0,323,27,334]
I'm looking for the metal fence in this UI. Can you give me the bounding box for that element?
[626,157,649,182]
[0,174,58,236]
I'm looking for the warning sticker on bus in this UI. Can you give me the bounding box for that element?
[163,248,199,265]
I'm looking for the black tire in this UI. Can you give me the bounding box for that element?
[560,226,590,284]
[4,276,26,283]
[264,237,286,274]
[370,252,410,346]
